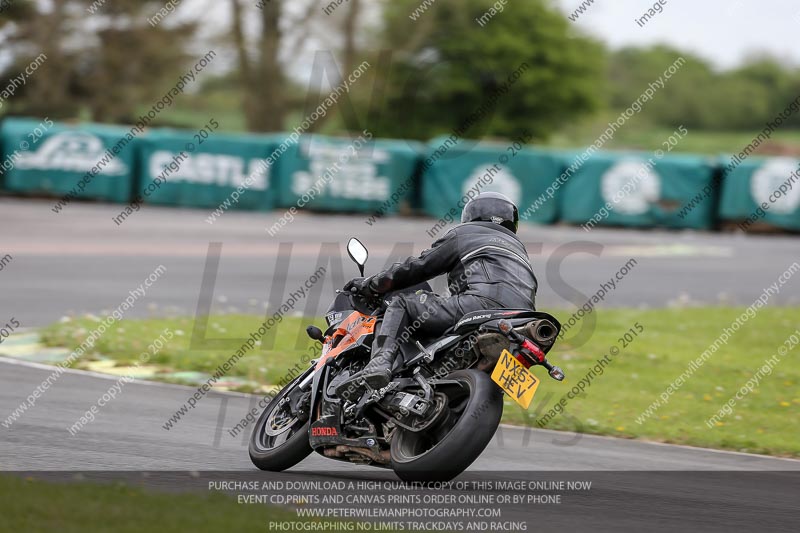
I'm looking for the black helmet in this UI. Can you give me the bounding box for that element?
[461,192,519,233]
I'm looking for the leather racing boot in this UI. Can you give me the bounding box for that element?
[335,348,396,401]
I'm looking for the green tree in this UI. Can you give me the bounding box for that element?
[731,57,800,129]
[706,72,774,130]
[1,0,196,123]
[607,47,800,131]
[608,46,718,129]
[0,0,80,119]
[362,0,605,141]
[229,0,286,132]
[75,0,197,123]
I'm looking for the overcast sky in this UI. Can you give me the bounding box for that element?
[557,0,799,69]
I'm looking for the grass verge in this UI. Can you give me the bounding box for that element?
[39,315,323,391]
[547,113,800,155]
[40,307,800,457]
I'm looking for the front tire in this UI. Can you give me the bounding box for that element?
[249,378,313,471]
[390,369,503,482]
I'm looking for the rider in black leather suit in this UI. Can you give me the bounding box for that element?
[336,192,538,398]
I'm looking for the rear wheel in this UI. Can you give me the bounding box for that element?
[249,378,312,471]
[390,369,503,482]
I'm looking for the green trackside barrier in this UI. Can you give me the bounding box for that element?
[0,124,8,191]
[0,117,138,203]
[718,156,800,231]
[137,129,285,210]
[558,151,718,230]
[276,135,423,213]
[421,138,562,226]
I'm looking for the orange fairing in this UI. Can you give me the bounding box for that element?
[315,312,377,370]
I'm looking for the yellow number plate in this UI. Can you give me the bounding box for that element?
[491,349,540,409]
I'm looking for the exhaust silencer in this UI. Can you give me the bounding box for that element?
[475,318,559,370]
[523,319,558,349]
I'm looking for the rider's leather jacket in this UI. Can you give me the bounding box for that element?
[368,222,537,309]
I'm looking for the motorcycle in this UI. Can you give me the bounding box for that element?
[249,237,566,481]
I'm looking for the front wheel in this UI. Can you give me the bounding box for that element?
[390,369,503,482]
[249,377,313,471]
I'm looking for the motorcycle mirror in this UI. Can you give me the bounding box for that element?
[346,238,369,276]
[306,325,324,342]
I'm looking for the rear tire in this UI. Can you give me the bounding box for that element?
[249,378,313,471]
[390,369,503,482]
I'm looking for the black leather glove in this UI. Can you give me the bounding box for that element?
[343,277,377,297]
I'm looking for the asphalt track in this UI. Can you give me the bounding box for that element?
[1,198,799,327]
[5,356,800,472]
[2,357,799,531]
[2,197,799,530]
